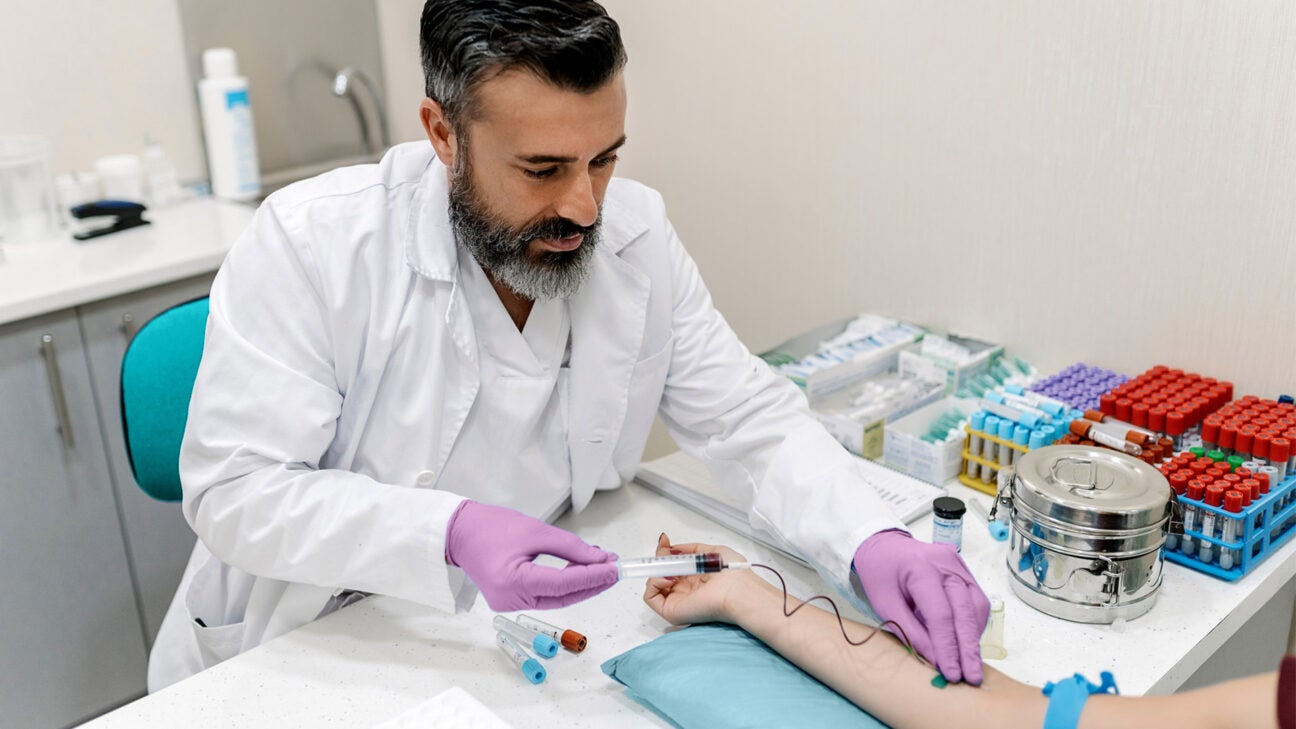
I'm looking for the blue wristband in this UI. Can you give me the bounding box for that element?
[1041,671,1118,729]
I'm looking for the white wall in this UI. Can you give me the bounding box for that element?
[11,1,1293,400]
[380,1,1296,404]
[0,1,205,180]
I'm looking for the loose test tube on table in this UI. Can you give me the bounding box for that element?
[496,632,546,685]
[516,614,587,653]
[493,615,558,658]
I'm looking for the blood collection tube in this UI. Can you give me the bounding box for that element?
[1084,410,1159,442]
[1270,437,1290,482]
[1166,411,1187,450]
[1202,419,1220,452]
[1012,425,1030,465]
[982,415,1000,482]
[991,391,1052,422]
[995,417,1016,474]
[1219,490,1243,572]
[515,614,587,653]
[1167,472,1189,551]
[1069,420,1141,456]
[968,411,985,455]
[1199,484,1225,564]
[496,632,546,684]
[1181,480,1204,556]
[494,615,558,658]
[981,398,1043,430]
[1219,423,1238,456]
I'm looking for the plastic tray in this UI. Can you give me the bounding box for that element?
[1164,473,1296,580]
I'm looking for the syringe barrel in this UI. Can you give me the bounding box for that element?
[617,553,724,580]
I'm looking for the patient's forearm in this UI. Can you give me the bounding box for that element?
[722,574,1271,729]
[723,575,1042,729]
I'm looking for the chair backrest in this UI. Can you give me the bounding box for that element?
[120,297,210,502]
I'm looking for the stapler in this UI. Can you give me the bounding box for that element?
[70,200,151,240]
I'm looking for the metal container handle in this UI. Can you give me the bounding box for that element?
[39,334,75,450]
[1049,456,1114,496]
[989,466,1015,522]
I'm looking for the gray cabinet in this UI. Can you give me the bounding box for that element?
[0,310,149,728]
[0,273,215,728]
[78,273,214,647]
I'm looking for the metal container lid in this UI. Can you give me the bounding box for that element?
[1013,445,1171,531]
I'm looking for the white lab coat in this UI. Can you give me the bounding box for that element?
[148,142,902,691]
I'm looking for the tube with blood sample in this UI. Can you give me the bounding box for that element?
[1083,410,1159,443]
[616,552,751,580]
[1219,490,1243,572]
[1069,420,1142,456]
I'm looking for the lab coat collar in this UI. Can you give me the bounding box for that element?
[404,151,650,284]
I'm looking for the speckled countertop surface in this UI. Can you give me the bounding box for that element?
[85,478,1296,727]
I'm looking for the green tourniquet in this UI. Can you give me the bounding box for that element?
[931,674,948,688]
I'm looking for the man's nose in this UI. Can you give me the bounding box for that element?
[554,171,598,228]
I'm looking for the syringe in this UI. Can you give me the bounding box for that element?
[616,553,751,580]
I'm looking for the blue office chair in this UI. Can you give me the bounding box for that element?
[120,297,210,502]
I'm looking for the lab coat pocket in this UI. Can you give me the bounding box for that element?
[616,339,674,468]
[182,554,250,669]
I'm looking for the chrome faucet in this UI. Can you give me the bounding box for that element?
[332,66,390,157]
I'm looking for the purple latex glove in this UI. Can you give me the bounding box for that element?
[444,500,619,611]
[853,529,991,684]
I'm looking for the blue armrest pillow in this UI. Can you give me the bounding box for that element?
[601,623,889,729]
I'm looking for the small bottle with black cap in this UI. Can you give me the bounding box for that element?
[931,496,968,552]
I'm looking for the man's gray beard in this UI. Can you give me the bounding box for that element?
[447,164,600,301]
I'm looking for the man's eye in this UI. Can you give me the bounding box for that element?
[591,154,619,168]
[524,167,558,179]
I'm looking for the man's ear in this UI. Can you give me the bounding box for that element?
[419,97,459,167]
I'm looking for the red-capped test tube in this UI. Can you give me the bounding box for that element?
[1199,484,1225,565]
[1219,490,1243,571]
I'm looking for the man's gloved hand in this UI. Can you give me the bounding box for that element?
[445,500,620,611]
[852,528,991,685]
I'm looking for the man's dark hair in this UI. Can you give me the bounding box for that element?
[420,0,626,130]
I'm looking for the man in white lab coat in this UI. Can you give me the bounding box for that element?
[150,0,989,691]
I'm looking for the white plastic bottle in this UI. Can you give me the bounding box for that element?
[197,48,261,201]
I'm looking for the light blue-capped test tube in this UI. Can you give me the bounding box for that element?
[1012,425,1030,463]
[497,632,546,684]
[1029,430,1046,450]
[494,615,558,658]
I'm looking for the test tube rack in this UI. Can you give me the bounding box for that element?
[1164,472,1296,581]
[959,425,1033,497]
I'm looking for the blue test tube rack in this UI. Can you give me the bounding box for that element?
[1164,473,1296,581]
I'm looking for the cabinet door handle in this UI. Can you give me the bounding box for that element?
[39,334,75,450]
[120,312,136,340]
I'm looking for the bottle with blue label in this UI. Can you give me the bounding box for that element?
[198,48,261,202]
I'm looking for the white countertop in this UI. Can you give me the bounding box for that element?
[0,198,254,325]
[83,478,1296,729]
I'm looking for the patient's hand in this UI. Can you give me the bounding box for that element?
[642,534,768,626]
